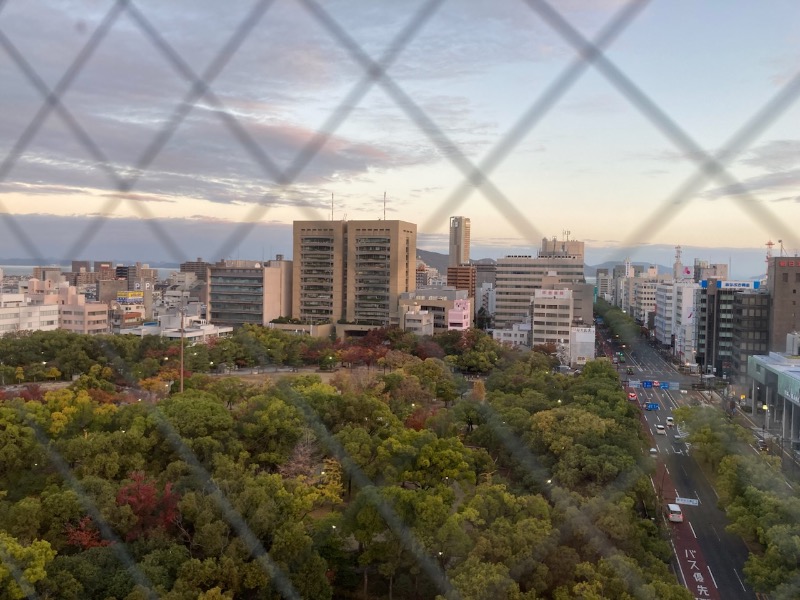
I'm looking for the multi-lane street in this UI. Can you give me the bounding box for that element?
[613,338,757,600]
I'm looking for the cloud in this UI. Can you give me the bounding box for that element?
[702,169,800,199]
[740,140,800,172]
[0,213,294,264]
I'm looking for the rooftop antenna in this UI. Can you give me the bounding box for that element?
[779,239,786,257]
[383,191,386,220]
[331,193,334,221]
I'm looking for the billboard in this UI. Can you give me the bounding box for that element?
[117,291,144,304]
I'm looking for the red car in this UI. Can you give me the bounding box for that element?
[627,391,637,401]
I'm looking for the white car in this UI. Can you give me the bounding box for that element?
[666,416,675,427]
[656,424,667,435]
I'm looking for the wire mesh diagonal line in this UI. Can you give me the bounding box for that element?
[0,28,187,264]
[0,540,39,600]
[146,409,303,600]
[279,385,460,600]
[614,66,800,262]
[298,0,543,246]
[16,414,158,599]
[63,0,278,263]
[212,0,446,260]
[474,404,657,599]
[0,0,125,261]
[424,0,651,234]
[524,0,799,248]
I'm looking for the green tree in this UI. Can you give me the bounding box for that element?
[0,532,56,600]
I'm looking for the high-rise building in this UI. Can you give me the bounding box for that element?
[693,259,729,283]
[71,260,91,273]
[449,216,470,268]
[180,257,212,282]
[446,265,477,301]
[32,266,65,283]
[766,257,800,352]
[293,219,417,327]
[695,280,761,378]
[731,291,770,382]
[494,236,585,329]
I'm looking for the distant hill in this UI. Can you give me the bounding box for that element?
[585,261,672,278]
[417,249,450,274]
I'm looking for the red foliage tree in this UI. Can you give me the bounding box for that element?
[116,471,180,541]
[87,388,118,404]
[65,516,112,550]
[19,384,44,402]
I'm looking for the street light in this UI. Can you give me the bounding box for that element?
[763,404,769,437]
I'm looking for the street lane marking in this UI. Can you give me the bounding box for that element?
[689,521,697,539]
[707,566,718,589]
[710,524,721,542]
[670,539,687,587]
[733,568,747,592]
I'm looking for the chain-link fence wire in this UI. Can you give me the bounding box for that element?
[2,0,800,597]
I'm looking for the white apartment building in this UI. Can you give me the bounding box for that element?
[530,288,574,347]
[0,294,59,336]
[400,308,434,336]
[654,283,675,346]
[477,282,496,316]
[492,322,531,348]
[673,280,700,368]
[569,326,596,368]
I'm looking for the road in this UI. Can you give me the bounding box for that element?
[613,337,757,600]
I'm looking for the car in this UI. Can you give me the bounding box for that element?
[649,447,658,456]
[757,439,768,451]
[666,416,674,428]
[656,424,667,435]
[666,503,684,523]
[628,391,638,400]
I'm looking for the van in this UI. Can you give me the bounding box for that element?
[666,503,683,523]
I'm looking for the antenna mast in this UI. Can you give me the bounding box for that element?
[331,193,334,221]
[383,191,386,220]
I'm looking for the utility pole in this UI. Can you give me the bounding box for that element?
[179,306,186,393]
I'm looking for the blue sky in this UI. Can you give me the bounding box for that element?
[0,0,798,278]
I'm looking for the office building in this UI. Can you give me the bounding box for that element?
[695,280,761,378]
[474,259,497,288]
[293,219,417,327]
[495,237,586,329]
[694,259,729,283]
[208,258,292,328]
[449,216,470,268]
[766,257,800,352]
[180,257,213,282]
[731,291,770,382]
[446,265,477,301]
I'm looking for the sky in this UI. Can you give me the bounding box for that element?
[1,0,799,278]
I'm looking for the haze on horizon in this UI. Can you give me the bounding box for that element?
[1,0,799,275]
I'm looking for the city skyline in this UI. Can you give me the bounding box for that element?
[1,1,799,275]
